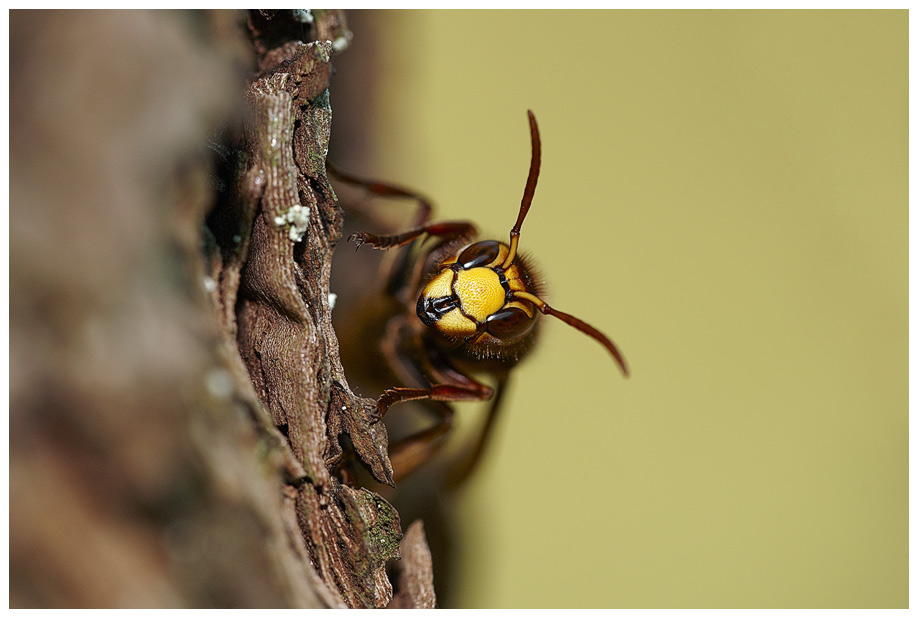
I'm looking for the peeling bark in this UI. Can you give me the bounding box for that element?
[389,521,437,609]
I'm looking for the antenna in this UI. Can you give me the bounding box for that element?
[500,110,541,269]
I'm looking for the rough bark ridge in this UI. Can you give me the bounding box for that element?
[11,9,434,608]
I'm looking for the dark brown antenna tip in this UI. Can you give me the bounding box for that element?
[516,110,541,234]
[512,291,629,377]
[501,110,542,269]
[546,306,630,377]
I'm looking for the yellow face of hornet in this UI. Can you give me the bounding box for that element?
[416,240,540,352]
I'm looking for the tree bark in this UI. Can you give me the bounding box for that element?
[10,9,434,609]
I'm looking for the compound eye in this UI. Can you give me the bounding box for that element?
[485,306,538,341]
[457,240,502,269]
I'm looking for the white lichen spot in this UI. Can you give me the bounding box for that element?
[205,368,234,399]
[232,234,242,244]
[331,30,353,52]
[274,204,311,242]
[292,9,313,23]
[328,292,338,310]
[202,276,216,293]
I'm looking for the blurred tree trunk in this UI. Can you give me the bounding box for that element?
[10,9,433,608]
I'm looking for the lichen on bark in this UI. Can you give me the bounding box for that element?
[211,14,430,608]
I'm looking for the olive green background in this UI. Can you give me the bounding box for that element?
[339,10,907,608]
